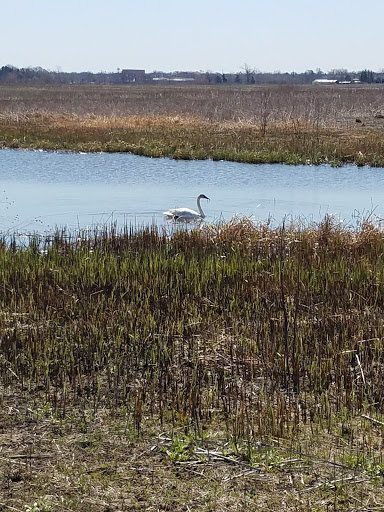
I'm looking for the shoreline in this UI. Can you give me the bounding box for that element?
[0,144,376,169]
[1,114,384,167]
[1,84,384,167]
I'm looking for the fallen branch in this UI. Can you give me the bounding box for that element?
[303,475,370,493]
[194,447,262,472]
[362,414,384,427]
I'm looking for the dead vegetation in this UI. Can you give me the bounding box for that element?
[0,84,384,165]
[2,220,384,509]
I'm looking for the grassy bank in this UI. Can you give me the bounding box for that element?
[3,219,384,510]
[1,84,384,165]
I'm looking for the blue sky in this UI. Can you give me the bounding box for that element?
[3,0,384,73]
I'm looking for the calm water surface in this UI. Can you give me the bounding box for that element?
[1,149,384,234]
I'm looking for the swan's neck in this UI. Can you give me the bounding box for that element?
[197,197,205,218]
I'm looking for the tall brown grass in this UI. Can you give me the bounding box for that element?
[1,84,384,165]
[1,83,384,125]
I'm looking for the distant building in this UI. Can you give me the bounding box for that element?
[152,77,195,82]
[312,79,339,85]
[313,78,361,86]
[121,69,146,83]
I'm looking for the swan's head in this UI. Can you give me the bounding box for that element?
[198,194,210,201]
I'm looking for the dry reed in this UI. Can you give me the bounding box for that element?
[1,84,384,165]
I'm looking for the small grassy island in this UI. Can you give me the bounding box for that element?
[2,219,384,510]
[1,83,384,166]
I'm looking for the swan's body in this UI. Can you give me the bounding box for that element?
[163,194,210,222]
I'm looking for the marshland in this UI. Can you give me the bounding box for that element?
[0,83,384,165]
[2,84,384,511]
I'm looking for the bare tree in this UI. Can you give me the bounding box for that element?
[241,63,255,84]
[258,90,272,136]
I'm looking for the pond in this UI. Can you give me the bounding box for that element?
[1,149,384,235]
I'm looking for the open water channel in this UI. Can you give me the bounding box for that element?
[1,149,384,235]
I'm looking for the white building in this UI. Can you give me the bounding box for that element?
[312,79,339,85]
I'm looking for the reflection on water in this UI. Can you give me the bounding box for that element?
[0,148,384,234]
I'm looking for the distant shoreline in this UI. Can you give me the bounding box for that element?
[1,84,383,167]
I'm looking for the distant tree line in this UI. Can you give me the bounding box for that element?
[359,69,376,83]
[0,65,124,84]
[1,64,384,85]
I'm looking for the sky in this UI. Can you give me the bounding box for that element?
[2,0,384,74]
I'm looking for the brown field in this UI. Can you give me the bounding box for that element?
[0,83,384,165]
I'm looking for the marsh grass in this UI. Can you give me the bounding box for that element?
[3,218,384,509]
[1,84,384,165]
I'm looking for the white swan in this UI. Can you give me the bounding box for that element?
[163,194,210,222]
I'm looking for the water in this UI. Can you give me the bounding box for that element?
[1,148,384,235]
